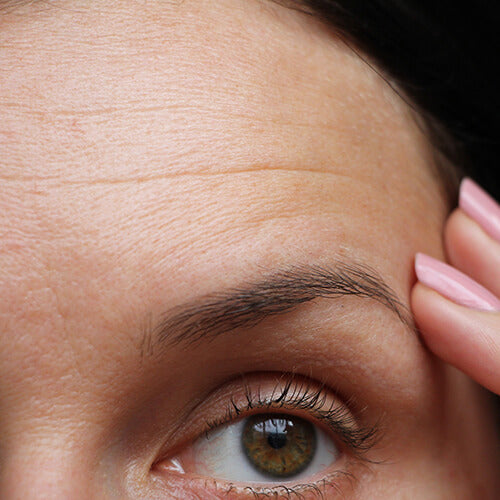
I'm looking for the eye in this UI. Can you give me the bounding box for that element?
[189,412,339,482]
[153,374,379,498]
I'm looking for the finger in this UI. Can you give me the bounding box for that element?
[415,253,500,311]
[412,253,500,394]
[444,178,500,296]
[445,209,500,297]
[459,177,500,242]
[412,283,500,395]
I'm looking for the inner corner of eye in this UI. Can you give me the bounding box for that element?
[163,412,340,485]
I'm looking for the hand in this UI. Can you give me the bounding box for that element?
[411,178,500,394]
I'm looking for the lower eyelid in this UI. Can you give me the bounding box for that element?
[152,466,357,500]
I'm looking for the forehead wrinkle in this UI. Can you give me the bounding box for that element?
[0,0,74,16]
[1,1,421,190]
[0,165,364,190]
[0,0,35,12]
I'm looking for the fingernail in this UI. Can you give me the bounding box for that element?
[415,253,500,311]
[459,177,500,242]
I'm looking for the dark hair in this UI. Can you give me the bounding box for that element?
[278,0,500,201]
[280,0,500,424]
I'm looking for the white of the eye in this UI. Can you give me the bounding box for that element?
[192,417,339,483]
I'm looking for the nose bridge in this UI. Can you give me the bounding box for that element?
[0,427,98,500]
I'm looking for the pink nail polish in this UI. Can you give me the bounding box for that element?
[459,177,500,242]
[415,253,500,311]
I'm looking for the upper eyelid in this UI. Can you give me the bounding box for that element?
[203,375,381,457]
[153,373,381,470]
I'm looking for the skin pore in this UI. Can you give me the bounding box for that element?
[0,1,499,498]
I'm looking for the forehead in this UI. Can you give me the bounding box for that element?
[0,0,428,181]
[0,1,445,365]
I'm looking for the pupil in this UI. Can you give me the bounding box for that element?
[267,431,287,449]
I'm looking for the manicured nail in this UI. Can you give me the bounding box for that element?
[415,253,500,311]
[459,178,500,242]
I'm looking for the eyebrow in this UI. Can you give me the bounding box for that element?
[144,262,413,355]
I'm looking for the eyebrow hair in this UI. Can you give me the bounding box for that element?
[145,262,413,355]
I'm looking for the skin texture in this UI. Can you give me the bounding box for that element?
[0,1,499,498]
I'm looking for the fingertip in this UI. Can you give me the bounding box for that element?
[459,177,500,243]
[411,282,500,394]
[410,282,448,334]
[444,208,480,269]
[410,280,431,308]
[443,208,465,252]
[443,207,500,297]
[413,252,500,312]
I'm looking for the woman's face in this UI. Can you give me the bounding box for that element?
[0,1,498,498]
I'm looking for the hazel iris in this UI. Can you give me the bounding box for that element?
[242,414,316,478]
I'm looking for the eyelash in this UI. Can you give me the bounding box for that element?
[201,374,381,498]
[213,472,354,500]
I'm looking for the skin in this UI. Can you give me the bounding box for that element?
[0,1,498,498]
